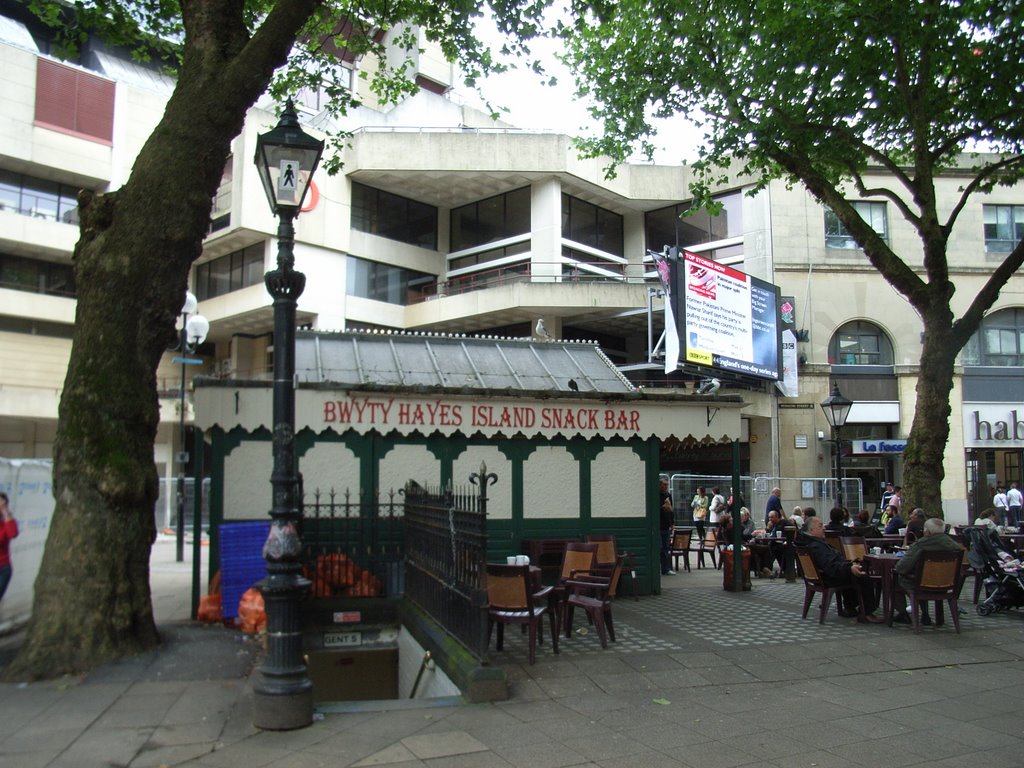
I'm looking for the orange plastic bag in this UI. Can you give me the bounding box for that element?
[197,592,223,622]
[238,587,266,634]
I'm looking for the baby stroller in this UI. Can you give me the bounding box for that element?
[966,526,1024,616]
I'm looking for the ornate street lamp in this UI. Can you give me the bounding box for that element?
[820,383,854,508]
[173,291,208,563]
[251,99,324,731]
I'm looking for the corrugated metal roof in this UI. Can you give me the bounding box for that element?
[295,331,636,394]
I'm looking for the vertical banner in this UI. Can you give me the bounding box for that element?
[652,250,680,374]
[776,296,799,397]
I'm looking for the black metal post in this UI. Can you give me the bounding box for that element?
[176,329,187,563]
[253,209,313,731]
[835,425,844,509]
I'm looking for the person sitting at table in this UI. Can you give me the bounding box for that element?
[883,506,905,535]
[892,517,964,625]
[739,508,755,540]
[786,507,802,532]
[800,507,816,531]
[751,510,786,577]
[825,507,852,537]
[904,508,926,543]
[851,509,883,539]
[797,517,882,622]
[973,507,998,530]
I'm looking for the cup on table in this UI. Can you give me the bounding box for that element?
[899,528,907,535]
[507,556,517,565]
[516,555,529,566]
[871,546,882,555]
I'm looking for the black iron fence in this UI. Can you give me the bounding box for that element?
[301,488,405,598]
[404,467,495,661]
[299,467,494,661]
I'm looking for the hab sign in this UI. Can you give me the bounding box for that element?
[678,251,782,380]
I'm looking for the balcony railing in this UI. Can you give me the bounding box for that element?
[419,260,650,302]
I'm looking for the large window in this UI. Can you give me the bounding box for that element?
[963,308,1024,366]
[352,182,437,249]
[35,58,115,144]
[561,194,623,257]
[450,187,530,252]
[347,256,436,305]
[984,205,1024,253]
[194,244,265,300]
[0,252,75,297]
[824,201,887,249]
[828,321,894,365]
[645,191,743,259]
[0,169,80,223]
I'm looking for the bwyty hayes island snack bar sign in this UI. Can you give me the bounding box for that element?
[275,391,742,441]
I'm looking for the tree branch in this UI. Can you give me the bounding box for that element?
[951,239,1024,350]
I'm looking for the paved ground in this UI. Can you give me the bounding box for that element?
[1,540,1023,767]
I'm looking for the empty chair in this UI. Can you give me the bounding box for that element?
[485,563,558,665]
[693,528,718,569]
[669,529,692,573]
[584,533,638,599]
[561,555,624,649]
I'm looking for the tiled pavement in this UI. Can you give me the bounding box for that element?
[1,540,1023,767]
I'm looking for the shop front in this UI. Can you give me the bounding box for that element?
[194,331,746,594]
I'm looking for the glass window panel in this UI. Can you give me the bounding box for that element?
[244,245,264,286]
[505,187,530,236]
[476,195,504,244]
[829,321,893,365]
[208,257,230,297]
[450,202,476,251]
[0,170,22,211]
[644,205,678,252]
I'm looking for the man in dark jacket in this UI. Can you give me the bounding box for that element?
[892,517,963,624]
[659,477,675,575]
[798,518,883,622]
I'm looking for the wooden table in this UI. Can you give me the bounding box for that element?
[863,552,902,624]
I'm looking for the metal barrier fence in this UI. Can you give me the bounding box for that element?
[668,474,863,525]
[403,469,494,662]
[301,488,405,598]
[155,477,210,534]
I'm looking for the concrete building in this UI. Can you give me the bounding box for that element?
[2,5,1022,525]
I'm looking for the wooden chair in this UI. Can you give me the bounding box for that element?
[561,555,623,648]
[825,532,843,552]
[670,529,692,573]
[584,533,639,600]
[903,549,964,634]
[840,536,867,562]
[794,545,861,623]
[485,563,558,665]
[693,528,718,569]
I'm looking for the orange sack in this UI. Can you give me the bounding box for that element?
[237,587,266,634]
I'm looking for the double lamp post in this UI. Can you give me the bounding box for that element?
[173,292,208,563]
[251,100,324,731]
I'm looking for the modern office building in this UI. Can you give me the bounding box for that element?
[2,5,1022,524]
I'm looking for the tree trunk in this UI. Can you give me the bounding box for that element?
[901,301,958,517]
[1,0,317,681]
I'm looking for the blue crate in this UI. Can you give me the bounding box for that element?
[220,521,270,619]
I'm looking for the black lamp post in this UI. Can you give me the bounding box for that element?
[251,99,324,731]
[820,383,854,508]
[173,291,208,563]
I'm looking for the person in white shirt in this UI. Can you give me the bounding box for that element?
[993,486,1009,525]
[708,486,726,525]
[1006,482,1022,527]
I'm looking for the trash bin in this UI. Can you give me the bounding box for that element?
[722,547,752,591]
